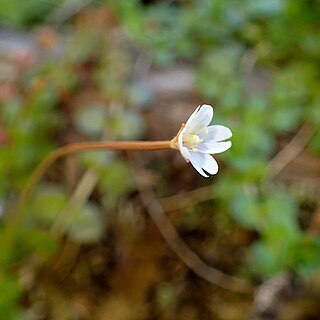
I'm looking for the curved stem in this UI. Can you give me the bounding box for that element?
[20,140,170,216]
[5,140,171,251]
[131,156,253,293]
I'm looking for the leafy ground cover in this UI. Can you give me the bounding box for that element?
[0,1,319,319]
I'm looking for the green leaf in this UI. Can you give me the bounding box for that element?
[0,273,22,320]
[230,187,260,229]
[262,192,300,241]
[308,130,320,154]
[74,105,107,138]
[67,202,105,244]
[27,184,68,226]
[22,228,58,258]
[105,111,145,140]
[296,236,320,278]
[129,82,154,110]
[99,160,135,208]
[245,0,284,18]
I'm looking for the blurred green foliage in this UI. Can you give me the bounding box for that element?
[0,0,320,318]
[0,0,64,26]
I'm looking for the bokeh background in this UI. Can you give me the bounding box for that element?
[0,0,320,319]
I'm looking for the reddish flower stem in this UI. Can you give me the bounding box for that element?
[4,140,172,250]
[22,140,171,211]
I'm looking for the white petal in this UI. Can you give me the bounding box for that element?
[180,145,190,161]
[186,104,214,133]
[187,152,218,177]
[177,126,187,151]
[198,141,232,154]
[202,154,219,174]
[188,152,209,178]
[185,105,201,127]
[202,125,232,142]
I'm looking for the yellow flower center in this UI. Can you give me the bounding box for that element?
[183,133,203,151]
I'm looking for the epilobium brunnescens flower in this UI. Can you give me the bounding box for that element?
[171,104,232,178]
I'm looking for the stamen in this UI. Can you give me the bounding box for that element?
[183,133,203,150]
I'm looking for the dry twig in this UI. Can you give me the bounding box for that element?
[268,123,315,179]
[131,157,253,294]
[51,169,98,236]
[159,185,214,212]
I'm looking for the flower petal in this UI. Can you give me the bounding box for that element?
[197,141,232,154]
[188,152,218,176]
[203,125,232,142]
[202,154,219,175]
[180,145,190,161]
[186,104,214,133]
[185,105,201,127]
[177,125,187,151]
[188,152,209,178]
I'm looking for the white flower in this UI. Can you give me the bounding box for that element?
[173,104,232,178]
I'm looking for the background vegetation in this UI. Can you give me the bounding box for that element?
[0,0,319,319]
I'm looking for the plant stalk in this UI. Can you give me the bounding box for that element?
[5,140,172,252]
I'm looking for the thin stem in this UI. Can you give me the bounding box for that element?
[267,123,315,179]
[21,140,170,215]
[4,140,171,251]
[131,155,253,294]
